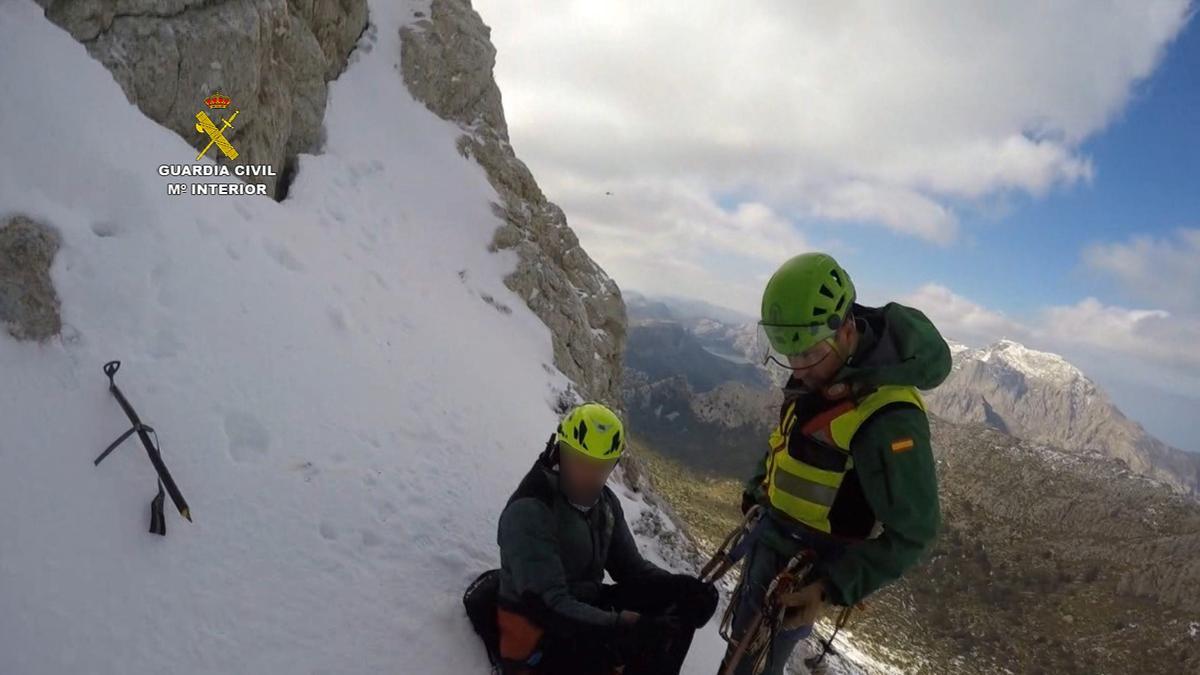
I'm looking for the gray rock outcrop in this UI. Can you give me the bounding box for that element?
[0,215,63,342]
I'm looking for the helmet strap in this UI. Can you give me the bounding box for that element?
[539,434,560,468]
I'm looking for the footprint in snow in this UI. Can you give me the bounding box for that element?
[327,307,348,332]
[319,521,338,541]
[90,220,120,238]
[262,238,305,272]
[147,326,182,359]
[224,411,271,462]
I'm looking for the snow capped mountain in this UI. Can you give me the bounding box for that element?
[975,338,1088,386]
[948,338,1093,400]
[625,290,756,327]
[928,339,1200,496]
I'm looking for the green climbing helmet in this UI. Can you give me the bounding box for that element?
[759,252,856,357]
[556,402,625,460]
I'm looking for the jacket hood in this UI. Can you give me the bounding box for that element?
[832,302,952,391]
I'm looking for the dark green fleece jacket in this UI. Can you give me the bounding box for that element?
[743,302,952,606]
[497,454,668,633]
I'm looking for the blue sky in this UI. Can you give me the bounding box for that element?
[835,18,1200,452]
[479,1,1199,452]
[843,18,1200,316]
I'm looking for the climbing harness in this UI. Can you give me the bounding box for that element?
[701,507,824,675]
[699,505,764,585]
[718,550,817,675]
[700,504,766,662]
[703,506,864,675]
[94,360,191,535]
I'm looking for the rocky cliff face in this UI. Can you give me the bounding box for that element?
[926,339,1200,496]
[398,0,627,409]
[38,0,368,198]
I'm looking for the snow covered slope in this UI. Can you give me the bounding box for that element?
[0,1,728,672]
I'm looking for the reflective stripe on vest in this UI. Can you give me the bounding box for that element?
[765,385,927,533]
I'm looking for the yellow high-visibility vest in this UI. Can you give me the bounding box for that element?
[765,385,926,533]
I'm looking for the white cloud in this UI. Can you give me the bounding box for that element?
[812,183,958,244]
[1039,297,1200,375]
[476,0,1189,253]
[559,178,810,313]
[1083,228,1200,313]
[900,283,1031,345]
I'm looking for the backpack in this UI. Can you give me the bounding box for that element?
[463,569,504,673]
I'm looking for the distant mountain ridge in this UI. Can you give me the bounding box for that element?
[626,319,770,394]
[625,293,1200,498]
[928,339,1200,497]
[624,290,756,326]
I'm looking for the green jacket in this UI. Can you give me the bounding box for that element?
[497,450,667,632]
[743,302,951,606]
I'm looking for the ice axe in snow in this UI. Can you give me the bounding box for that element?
[94,360,191,535]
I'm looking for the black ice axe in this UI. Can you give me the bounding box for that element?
[94,360,191,535]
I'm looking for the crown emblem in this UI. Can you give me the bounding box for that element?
[204,92,232,109]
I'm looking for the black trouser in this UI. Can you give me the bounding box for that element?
[532,576,701,675]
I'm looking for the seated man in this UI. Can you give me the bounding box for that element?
[495,402,718,675]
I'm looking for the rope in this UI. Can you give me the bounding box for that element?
[721,550,815,675]
[806,605,856,670]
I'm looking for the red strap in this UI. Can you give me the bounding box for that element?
[799,400,856,440]
[497,607,544,662]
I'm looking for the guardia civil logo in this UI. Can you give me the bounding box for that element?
[194,91,239,161]
[158,91,276,196]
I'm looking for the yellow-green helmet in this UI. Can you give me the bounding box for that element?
[760,252,856,356]
[556,403,625,460]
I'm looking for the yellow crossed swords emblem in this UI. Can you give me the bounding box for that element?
[195,109,239,161]
[195,92,240,161]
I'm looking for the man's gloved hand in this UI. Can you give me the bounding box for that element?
[633,613,684,642]
[669,574,719,628]
[617,611,683,647]
[740,490,758,516]
[615,612,685,668]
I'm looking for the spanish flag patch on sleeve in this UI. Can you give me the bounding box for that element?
[890,437,915,453]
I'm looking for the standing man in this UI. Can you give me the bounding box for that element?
[723,252,951,674]
[495,402,718,675]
